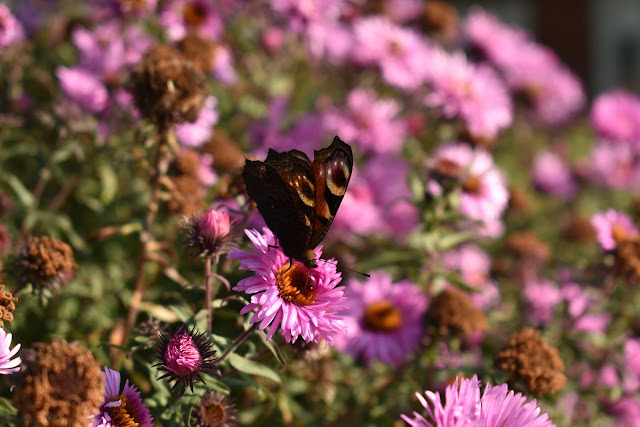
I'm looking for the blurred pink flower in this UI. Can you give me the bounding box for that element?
[591,90,640,144]
[0,4,24,49]
[352,16,430,90]
[532,150,577,198]
[431,143,509,238]
[323,88,407,154]
[210,44,237,84]
[596,364,620,389]
[334,272,427,369]
[88,0,157,19]
[175,96,219,148]
[590,209,639,251]
[589,140,640,190]
[523,277,561,326]
[401,375,553,427]
[160,0,223,41]
[425,48,512,140]
[197,153,217,187]
[624,338,640,393]
[442,244,500,310]
[56,67,109,114]
[608,396,640,427]
[333,171,386,237]
[0,329,20,375]
[573,313,611,334]
[229,228,346,344]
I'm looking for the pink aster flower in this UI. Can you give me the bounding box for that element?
[334,272,427,369]
[332,169,387,237]
[305,19,353,64]
[590,209,639,251]
[623,338,640,393]
[56,67,109,114]
[154,327,219,393]
[424,48,512,141]
[175,96,219,148]
[160,0,223,41]
[0,4,24,49]
[185,207,238,257]
[401,375,553,427]
[442,244,500,310]
[531,150,577,198]
[352,16,431,91]
[0,328,20,375]
[88,0,157,19]
[228,228,346,345]
[591,89,640,144]
[89,367,153,427]
[523,277,562,326]
[589,140,640,190]
[608,396,640,427]
[323,88,407,154]
[431,143,509,238]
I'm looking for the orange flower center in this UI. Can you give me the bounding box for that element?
[363,300,402,332]
[276,263,316,306]
[183,3,207,27]
[612,223,629,242]
[463,175,482,194]
[201,402,226,425]
[105,395,140,427]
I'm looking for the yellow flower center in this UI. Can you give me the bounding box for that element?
[201,402,226,426]
[276,263,316,305]
[463,175,482,194]
[612,223,628,243]
[105,395,140,427]
[363,300,403,332]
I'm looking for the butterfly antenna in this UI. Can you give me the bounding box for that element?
[319,259,370,278]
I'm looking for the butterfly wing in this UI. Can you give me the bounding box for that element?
[242,149,317,261]
[309,136,353,248]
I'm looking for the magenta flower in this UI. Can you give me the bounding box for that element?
[334,272,427,368]
[624,338,640,393]
[88,0,157,19]
[608,396,640,427]
[430,143,509,238]
[0,4,24,49]
[228,228,346,344]
[89,367,153,427]
[591,89,640,144]
[531,150,577,198]
[589,140,640,190]
[56,67,109,114]
[324,88,407,154]
[175,96,219,148]
[523,277,562,326]
[352,16,431,90]
[0,328,20,375]
[332,170,387,237]
[185,207,236,257]
[590,209,639,251]
[154,327,219,393]
[401,375,553,427]
[160,0,223,42]
[425,48,512,141]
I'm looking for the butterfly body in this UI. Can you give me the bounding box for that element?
[242,136,353,269]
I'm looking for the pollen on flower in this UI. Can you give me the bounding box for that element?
[276,263,316,305]
[363,300,403,332]
[462,175,482,194]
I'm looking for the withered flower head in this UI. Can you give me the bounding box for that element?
[613,236,640,283]
[167,148,207,215]
[185,207,239,258]
[191,391,238,427]
[130,44,209,130]
[496,327,566,396]
[17,236,77,290]
[175,33,218,75]
[0,284,17,328]
[422,0,459,42]
[425,288,488,336]
[201,130,245,173]
[505,231,550,263]
[154,326,219,394]
[507,186,532,214]
[563,214,596,243]
[13,340,104,426]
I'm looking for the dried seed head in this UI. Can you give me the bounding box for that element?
[505,231,551,263]
[13,341,104,426]
[201,130,245,173]
[192,391,238,427]
[175,33,218,75]
[496,327,566,396]
[18,236,77,290]
[422,0,459,42]
[0,284,17,328]
[167,149,208,215]
[130,44,209,131]
[425,288,488,336]
[563,214,596,243]
[614,236,640,283]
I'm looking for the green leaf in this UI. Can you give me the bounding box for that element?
[4,173,34,207]
[0,397,17,416]
[227,352,282,384]
[98,163,118,204]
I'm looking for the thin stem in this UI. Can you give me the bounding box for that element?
[204,254,212,334]
[216,324,259,362]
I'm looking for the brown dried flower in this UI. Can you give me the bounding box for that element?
[422,0,459,43]
[175,33,218,75]
[563,214,596,243]
[18,236,77,290]
[0,284,17,328]
[201,130,245,173]
[13,341,104,426]
[167,149,208,215]
[614,236,640,283]
[191,391,238,427]
[130,44,209,130]
[505,231,550,263]
[496,327,566,396]
[425,288,488,336]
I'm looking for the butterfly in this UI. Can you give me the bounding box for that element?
[242,136,353,269]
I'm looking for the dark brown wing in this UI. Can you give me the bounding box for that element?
[242,149,317,261]
[309,136,353,248]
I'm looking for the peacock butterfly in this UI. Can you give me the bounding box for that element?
[242,136,353,269]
